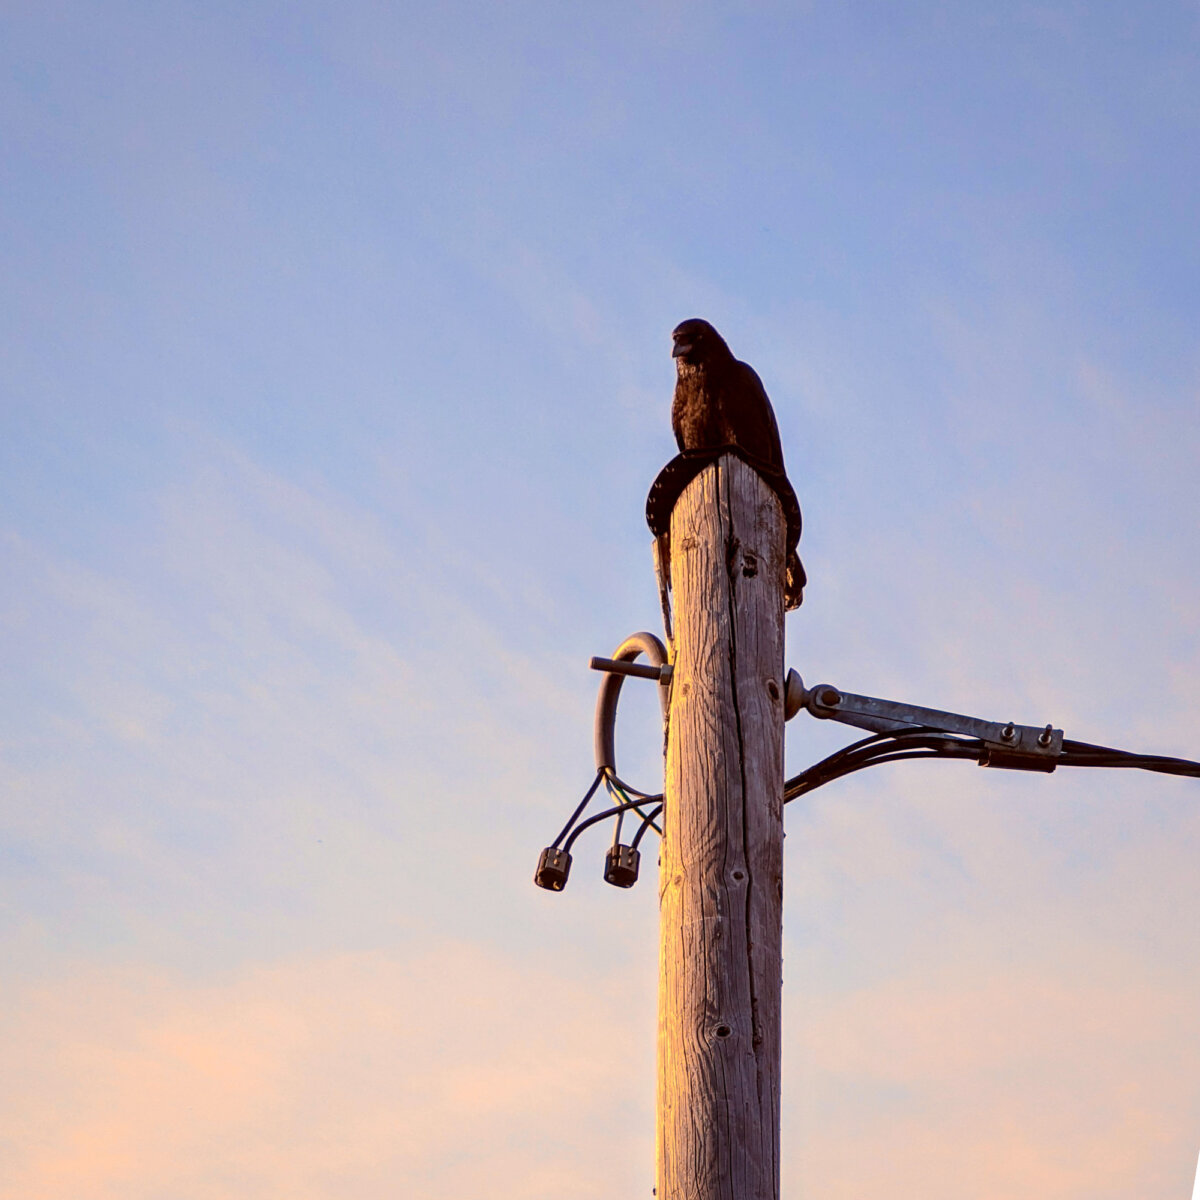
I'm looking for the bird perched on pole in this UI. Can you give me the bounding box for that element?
[669,318,806,608]
[671,318,785,471]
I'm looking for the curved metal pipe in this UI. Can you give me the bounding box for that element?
[593,631,670,772]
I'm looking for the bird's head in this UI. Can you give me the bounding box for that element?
[671,319,729,370]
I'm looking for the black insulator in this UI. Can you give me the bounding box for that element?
[535,846,572,891]
[603,844,640,889]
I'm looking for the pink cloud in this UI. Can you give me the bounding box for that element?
[0,944,654,1200]
[784,959,1200,1199]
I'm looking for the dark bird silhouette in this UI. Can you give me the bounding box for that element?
[671,319,785,468]
[670,318,805,608]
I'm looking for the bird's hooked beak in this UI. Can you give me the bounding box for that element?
[672,339,691,359]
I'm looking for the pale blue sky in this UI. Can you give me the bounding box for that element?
[2,3,1199,1197]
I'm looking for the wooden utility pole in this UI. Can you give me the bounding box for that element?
[658,454,787,1200]
[540,381,1199,1198]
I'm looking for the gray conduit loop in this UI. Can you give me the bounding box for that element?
[593,631,670,773]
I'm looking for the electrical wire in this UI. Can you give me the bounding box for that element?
[604,773,627,845]
[631,803,664,849]
[781,729,1200,803]
[606,769,663,836]
[1059,740,1200,777]
[562,794,662,854]
[547,767,664,856]
[605,769,657,799]
[547,725,1200,864]
[783,728,978,802]
[550,769,606,849]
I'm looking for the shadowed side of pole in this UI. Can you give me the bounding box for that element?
[657,454,786,1200]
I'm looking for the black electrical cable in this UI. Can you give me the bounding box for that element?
[1059,740,1200,776]
[606,769,663,835]
[549,722,1200,865]
[1066,757,1200,777]
[784,729,986,802]
[562,794,661,854]
[786,729,953,780]
[631,802,664,849]
[786,749,977,802]
[550,769,606,848]
[605,768,657,799]
[780,729,1200,805]
[609,772,667,840]
[783,734,899,799]
[604,775,627,846]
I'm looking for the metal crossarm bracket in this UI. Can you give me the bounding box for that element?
[800,679,1063,772]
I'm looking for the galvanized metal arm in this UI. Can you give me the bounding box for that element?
[784,671,1063,772]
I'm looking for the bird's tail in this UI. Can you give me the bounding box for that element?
[785,550,806,611]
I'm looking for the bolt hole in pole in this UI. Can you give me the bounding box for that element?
[715,1024,732,1039]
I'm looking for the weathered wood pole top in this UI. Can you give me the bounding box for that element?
[657,453,787,1200]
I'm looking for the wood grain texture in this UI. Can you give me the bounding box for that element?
[657,455,786,1200]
